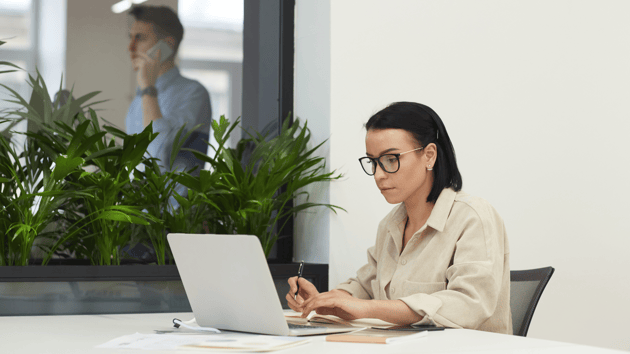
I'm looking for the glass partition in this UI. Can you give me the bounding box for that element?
[0,263,327,316]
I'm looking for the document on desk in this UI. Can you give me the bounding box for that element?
[96,333,238,350]
[181,336,311,352]
[97,333,311,351]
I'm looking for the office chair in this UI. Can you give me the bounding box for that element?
[510,266,555,337]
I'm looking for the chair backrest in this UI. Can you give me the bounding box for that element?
[510,266,554,337]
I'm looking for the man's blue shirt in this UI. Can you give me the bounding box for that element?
[126,67,211,174]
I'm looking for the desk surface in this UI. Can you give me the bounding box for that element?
[2,312,622,354]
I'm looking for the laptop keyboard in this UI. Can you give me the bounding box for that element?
[288,322,327,330]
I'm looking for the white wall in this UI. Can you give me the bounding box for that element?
[295,0,630,350]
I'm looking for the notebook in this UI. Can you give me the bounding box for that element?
[167,233,360,336]
[326,329,428,344]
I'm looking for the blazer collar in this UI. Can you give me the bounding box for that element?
[387,188,458,246]
[426,188,457,232]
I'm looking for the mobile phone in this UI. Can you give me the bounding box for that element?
[146,40,173,64]
[371,325,446,331]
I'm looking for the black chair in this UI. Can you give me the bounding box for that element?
[510,266,555,337]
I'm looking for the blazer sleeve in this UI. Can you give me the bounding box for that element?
[335,244,378,300]
[334,206,400,300]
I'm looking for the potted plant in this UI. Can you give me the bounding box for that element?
[181,116,343,257]
[1,66,160,266]
[0,46,339,315]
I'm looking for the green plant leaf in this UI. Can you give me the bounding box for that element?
[27,71,54,127]
[65,120,91,158]
[75,131,107,158]
[102,125,128,139]
[84,146,122,162]
[169,123,203,170]
[0,84,39,118]
[96,210,132,223]
[0,61,22,70]
[8,223,36,241]
[66,91,102,118]
[53,155,85,181]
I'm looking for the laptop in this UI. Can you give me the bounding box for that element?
[167,233,358,336]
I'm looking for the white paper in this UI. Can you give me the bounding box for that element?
[96,333,239,350]
[182,335,311,352]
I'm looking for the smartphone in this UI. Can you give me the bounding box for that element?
[146,40,173,64]
[371,325,446,331]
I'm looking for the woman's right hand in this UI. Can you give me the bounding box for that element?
[286,277,319,312]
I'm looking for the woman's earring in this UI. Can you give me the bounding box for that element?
[427,165,433,171]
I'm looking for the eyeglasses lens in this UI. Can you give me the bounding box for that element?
[381,155,399,173]
[360,155,400,175]
[360,158,376,175]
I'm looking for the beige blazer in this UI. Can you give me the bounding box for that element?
[336,188,512,334]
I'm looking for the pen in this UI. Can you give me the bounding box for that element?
[294,261,304,300]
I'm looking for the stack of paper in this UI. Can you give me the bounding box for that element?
[181,336,311,352]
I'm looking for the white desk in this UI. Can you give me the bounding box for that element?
[2,312,622,354]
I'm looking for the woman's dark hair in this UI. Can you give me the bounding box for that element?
[365,101,462,203]
[129,5,184,54]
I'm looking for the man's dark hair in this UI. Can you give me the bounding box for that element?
[129,5,184,55]
[365,102,463,203]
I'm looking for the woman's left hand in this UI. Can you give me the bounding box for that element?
[300,289,371,321]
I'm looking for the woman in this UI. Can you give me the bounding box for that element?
[286,102,512,334]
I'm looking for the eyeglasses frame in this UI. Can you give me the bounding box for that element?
[358,146,425,176]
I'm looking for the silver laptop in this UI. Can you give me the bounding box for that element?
[167,233,357,336]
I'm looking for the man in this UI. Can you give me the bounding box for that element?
[126,5,211,175]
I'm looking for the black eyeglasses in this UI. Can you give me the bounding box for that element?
[358,147,424,176]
